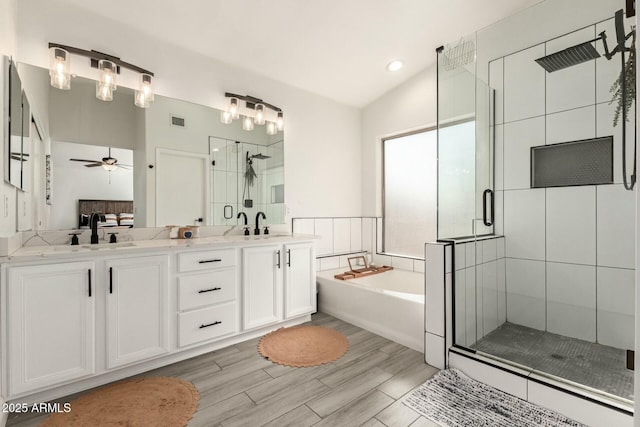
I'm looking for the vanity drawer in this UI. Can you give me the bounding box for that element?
[178,302,237,347]
[178,269,236,311]
[178,248,236,272]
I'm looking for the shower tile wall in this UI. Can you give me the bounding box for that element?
[491,19,635,350]
[454,237,506,347]
[292,217,425,273]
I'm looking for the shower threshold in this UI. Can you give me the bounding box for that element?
[472,322,633,402]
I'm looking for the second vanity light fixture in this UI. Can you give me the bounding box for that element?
[48,42,155,108]
[221,92,284,135]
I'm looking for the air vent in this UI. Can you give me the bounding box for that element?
[531,136,613,188]
[171,115,185,127]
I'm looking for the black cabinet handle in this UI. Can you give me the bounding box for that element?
[199,321,222,329]
[198,287,221,293]
[109,267,113,294]
[198,259,222,264]
[88,269,92,297]
[482,189,494,227]
[287,249,291,267]
[276,250,281,268]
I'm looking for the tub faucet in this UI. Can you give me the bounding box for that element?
[255,211,266,235]
[237,212,250,235]
[89,212,105,244]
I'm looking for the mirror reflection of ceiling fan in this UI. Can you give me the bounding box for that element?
[69,147,131,171]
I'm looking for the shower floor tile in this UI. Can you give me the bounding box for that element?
[472,322,633,401]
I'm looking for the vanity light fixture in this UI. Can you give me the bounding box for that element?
[221,92,284,134]
[266,121,277,135]
[48,42,155,108]
[242,115,255,131]
[134,73,154,108]
[49,47,71,90]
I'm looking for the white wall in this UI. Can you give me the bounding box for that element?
[361,65,437,223]
[16,1,363,224]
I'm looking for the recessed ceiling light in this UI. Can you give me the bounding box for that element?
[386,60,404,72]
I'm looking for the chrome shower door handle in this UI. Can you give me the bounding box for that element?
[482,189,494,227]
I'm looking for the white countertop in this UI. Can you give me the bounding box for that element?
[2,234,317,263]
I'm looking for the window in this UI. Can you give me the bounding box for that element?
[382,128,437,258]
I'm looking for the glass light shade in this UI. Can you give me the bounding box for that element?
[242,115,254,131]
[276,111,284,131]
[220,110,232,124]
[49,47,71,90]
[98,59,117,90]
[266,121,277,135]
[134,73,154,108]
[96,82,114,101]
[102,163,117,171]
[229,97,239,119]
[254,103,265,125]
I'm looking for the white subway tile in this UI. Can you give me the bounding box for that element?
[426,244,445,335]
[425,332,445,369]
[546,186,596,265]
[465,267,477,347]
[546,262,596,342]
[482,239,497,263]
[504,189,546,260]
[413,259,425,273]
[293,218,314,235]
[489,58,504,125]
[319,257,339,271]
[333,218,351,254]
[482,261,498,336]
[314,219,334,256]
[546,27,596,113]
[496,258,507,325]
[597,184,635,269]
[454,243,466,271]
[465,243,476,268]
[350,218,362,252]
[546,106,595,145]
[495,125,504,191]
[504,43,546,122]
[391,256,413,271]
[597,267,634,349]
[506,258,546,331]
[496,236,505,259]
[503,116,545,190]
[455,269,466,346]
[361,217,373,254]
[445,245,452,274]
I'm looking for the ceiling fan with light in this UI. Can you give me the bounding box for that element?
[69,147,131,171]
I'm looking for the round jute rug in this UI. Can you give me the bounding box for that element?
[258,325,349,367]
[41,377,198,427]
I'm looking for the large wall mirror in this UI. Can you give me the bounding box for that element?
[9,63,285,231]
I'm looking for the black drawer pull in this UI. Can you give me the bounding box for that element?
[198,259,222,264]
[199,321,222,329]
[198,287,222,293]
[109,267,113,294]
[88,269,92,297]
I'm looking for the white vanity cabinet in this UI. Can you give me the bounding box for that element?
[242,241,315,330]
[105,255,170,369]
[242,244,284,330]
[283,242,316,318]
[177,248,239,347]
[6,261,96,396]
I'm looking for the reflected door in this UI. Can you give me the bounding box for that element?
[156,148,209,227]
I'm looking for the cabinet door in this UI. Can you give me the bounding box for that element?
[106,255,169,369]
[284,242,316,318]
[7,261,95,396]
[242,245,283,330]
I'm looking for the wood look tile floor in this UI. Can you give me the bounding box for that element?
[7,313,439,427]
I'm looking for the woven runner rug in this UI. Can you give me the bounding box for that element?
[403,369,586,427]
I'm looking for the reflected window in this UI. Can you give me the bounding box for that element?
[382,128,437,258]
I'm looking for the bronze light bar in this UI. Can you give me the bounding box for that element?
[224,92,282,113]
[48,42,154,76]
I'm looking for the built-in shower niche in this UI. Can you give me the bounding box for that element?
[531,136,613,188]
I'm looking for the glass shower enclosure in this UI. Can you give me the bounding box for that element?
[437,0,636,405]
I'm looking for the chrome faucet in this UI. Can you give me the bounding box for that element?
[255,211,266,235]
[89,212,105,244]
[237,212,250,235]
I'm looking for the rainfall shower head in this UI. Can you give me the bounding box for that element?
[535,41,601,73]
[250,153,271,160]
